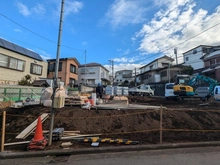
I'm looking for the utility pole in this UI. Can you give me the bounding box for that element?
[108,60,114,85]
[168,63,170,83]
[48,0,65,146]
[134,68,137,86]
[174,48,178,65]
[84,50,87,85]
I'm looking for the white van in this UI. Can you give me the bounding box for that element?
[214,86,220,101]
[165,83,177,99]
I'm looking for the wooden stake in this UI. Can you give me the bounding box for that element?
[1,111,6,152]
[160,105,163,144]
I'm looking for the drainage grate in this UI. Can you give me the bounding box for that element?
[48,155,70,164]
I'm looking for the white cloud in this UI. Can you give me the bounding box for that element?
[104,63,142,74]
[134,0,220,64]
[16,2,46,17]
[65,1,83,16]
[32,4,46,16]
[81,41,87,46]
[52,0,83,19]
[103,0,149,28]
[37,50,53,60]
[13,29,22,32]
[16,2,31,16]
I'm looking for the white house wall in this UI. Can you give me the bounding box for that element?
[183,46,204,70]
[78,66,109,85]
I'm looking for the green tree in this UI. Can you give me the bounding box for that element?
[18,74,34,86]
[181,65,194,75]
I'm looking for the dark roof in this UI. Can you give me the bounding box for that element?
[115,69,133,74]
[79,62,101,67]
[47,57,80,66]
[182,45,214,55]
[140,55,174,69]
[79,62,109,72]
[32,80,50,87]
[0,38,43,61]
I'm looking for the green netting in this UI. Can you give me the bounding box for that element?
[0,87,43,102]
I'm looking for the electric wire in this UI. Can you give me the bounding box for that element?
[0,13,85,52]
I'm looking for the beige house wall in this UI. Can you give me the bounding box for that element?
[0,48,48,85]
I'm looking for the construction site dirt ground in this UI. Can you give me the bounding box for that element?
[1,96,220,152]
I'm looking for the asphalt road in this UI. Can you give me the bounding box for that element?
[2,146,220,165]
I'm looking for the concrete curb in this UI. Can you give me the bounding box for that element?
[1,141,220,159]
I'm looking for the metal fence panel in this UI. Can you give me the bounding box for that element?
[0,87,43,102]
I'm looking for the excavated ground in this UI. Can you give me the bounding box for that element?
[1,96,220,151]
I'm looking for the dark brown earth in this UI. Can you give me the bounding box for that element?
[1,96,220,152]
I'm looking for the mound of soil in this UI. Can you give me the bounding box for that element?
[1,96,220,151]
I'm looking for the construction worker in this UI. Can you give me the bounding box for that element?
[96,83,103,99]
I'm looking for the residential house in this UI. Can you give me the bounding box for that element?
[200,46,220,81]
[78,62,110,86]
[0,38,48,85]
[183,45,220,81]
[183,45,214,71]
[137,55,174,84]
[114,69,134,86]
[47,58,80,86]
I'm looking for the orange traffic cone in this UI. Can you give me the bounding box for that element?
[33,116,44,142]
[28,116,48,150]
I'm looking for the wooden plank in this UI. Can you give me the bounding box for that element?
[4,141,30,146]
[15,113,49,139]
[64,131,81,133]
[62,133,80,137]
[61,134,102,140]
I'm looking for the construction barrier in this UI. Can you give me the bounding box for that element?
[0,86,43,102]
[2,107,220,148]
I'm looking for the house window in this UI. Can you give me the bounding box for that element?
[204,61,210,67]
[160,71,167,77]
[193,49,197,54]
[150,65,153,70]
[0,54,25,71]
[87,79,95,85]
[0,54,9,67]
[70,64,76,73]
[210,59,216,65]
[69,78,75,84]
[81,68,87,74]
[49,62,62,72]
[162,63,169,67]
[88,68,96,74]
[30,63,42,75]
[185,57,189,61]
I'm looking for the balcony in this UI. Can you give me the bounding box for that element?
[122,74,132,78]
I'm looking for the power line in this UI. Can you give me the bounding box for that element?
[117,21,220,63]
[0,13,85,52]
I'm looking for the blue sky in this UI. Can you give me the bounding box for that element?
[1,0,220,73]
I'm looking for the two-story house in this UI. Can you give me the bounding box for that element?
[0,38,48,85]
[47,58,80,86]
[183,45,213,71]
[78,62,110,86]
[137,55,174,84]
[200,46,220,81]
[114,69,134,86]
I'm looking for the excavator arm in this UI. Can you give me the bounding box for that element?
[189,74,219,96]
